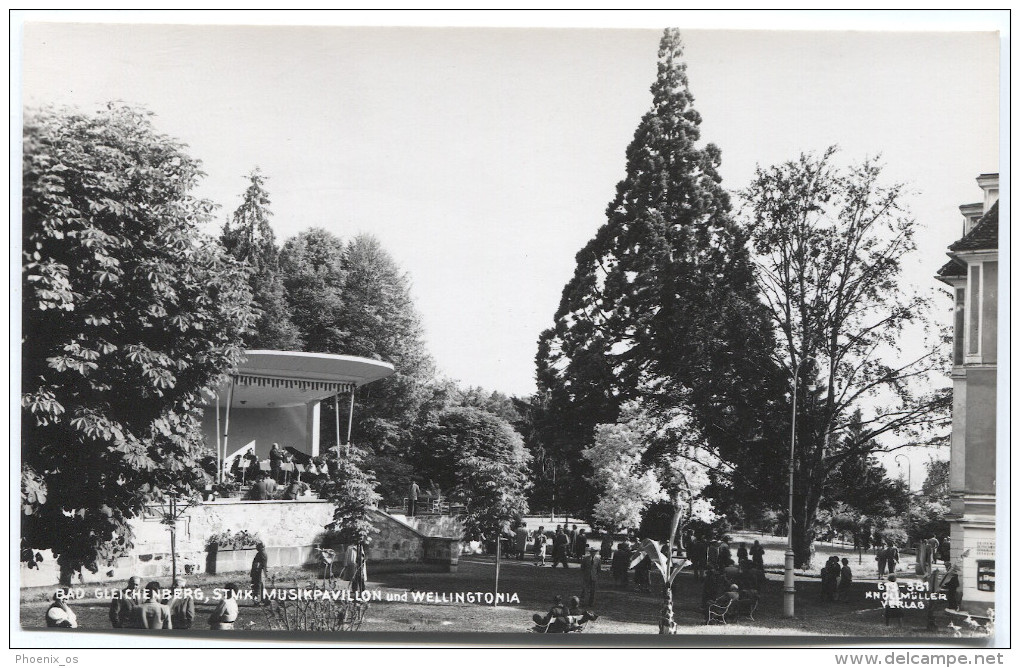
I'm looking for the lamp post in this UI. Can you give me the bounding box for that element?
[783,359,800,618]
[784,355,815,618]
[895,454,912,549]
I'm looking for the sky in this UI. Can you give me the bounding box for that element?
[17,14,1003,487]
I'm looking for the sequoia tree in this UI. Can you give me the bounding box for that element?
[536,29,777,518]
[21,104,256,580]
[742,147,949,567]
[221,168,303,350]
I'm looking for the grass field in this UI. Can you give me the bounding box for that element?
[21,542,979,641]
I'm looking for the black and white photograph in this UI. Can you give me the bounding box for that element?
[11,10,1008,654]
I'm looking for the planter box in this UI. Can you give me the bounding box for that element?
[205,547,256,575]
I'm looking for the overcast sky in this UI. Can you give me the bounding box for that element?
[19,18,1000,424]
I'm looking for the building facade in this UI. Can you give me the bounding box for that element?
[936,173,998,613]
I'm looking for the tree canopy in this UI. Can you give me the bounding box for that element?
[21,104,256,579]
[534,28,777,520]
[220,168,303,350]
[742,147,949,566]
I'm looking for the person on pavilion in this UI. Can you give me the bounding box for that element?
[269,442,286,484]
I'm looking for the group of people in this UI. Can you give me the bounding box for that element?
[819,556,854,602]
[530,595,599,633]
[245,472,309,501]
[512,523,591,566]
[49,576,242,630]
[875,541,901,579]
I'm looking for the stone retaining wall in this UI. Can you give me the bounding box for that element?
[20,501,460,588]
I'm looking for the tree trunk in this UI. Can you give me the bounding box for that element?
[659,582,675,634]
[352,543,366,593]
[792,488,822,569]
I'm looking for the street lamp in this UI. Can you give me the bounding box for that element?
[784,355,814,619]
[895,454,912,551]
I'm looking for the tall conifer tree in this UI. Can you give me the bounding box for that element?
[536,29,778,518]
[221,169,303,350]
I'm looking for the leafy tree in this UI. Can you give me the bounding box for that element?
[457,412,533,541]
[21,104,257,581]
[584,400,721,532]
[316,444,380,593]
[413,406,528,502]
[279,228,348,353]
[920,458,950,502]
[280,231,433,457]
[584,398,723,634]
[221,168,302,350]
[742,147,949,567]
[535,28,777,521]
[910,458,951,543]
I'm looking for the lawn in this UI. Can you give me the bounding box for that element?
[21,548,980,642]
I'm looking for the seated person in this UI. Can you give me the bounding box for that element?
[736,562,758,591]
[281,479,307,500]
[717,584,741,606]
[46,589,78,629]
[532,595,569,631]
[532,596,596,632]
[563,595,598,630]
[246,473,277,500]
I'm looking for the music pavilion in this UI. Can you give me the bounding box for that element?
[201,350,395,477]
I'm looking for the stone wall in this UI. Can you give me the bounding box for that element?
[402,514,465,539]
[20,501,459,588]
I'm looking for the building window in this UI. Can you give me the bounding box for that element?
[967,264,982,356]
[976,560,995,592]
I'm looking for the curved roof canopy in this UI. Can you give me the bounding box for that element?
[208,350,395,409]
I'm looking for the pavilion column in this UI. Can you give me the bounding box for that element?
[306,400,321,457]
[220,376,235,485]
[346,389,355,455]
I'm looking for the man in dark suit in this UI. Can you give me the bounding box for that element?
[269,442,286,484]
[109,576,140,628]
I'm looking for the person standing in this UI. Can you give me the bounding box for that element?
[250,542,269,605]
[515,522,529,561]
[551,526,570,568]
[612,542,631,587]
[876,543,889,579]
[923,535,940,577]
[208,583,239,630]
[836,558,853,602]
[127,582,172,629]
[883,575,904,627]
[533,526,548,566]
[939,536,952,569]
[409,479,421,518]
[109,576,140,628]
[566,524,578,557]
[750,540,765,572]
[579,547,601,607]
[269,442,286,484]
[574,528,588,559]
[600,535,614,566]
[887,541,900,575]
[168,577,195,630]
